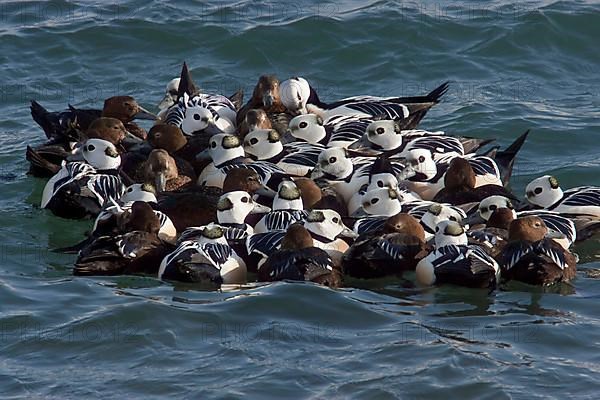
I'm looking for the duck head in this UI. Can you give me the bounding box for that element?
[144,149,178,193]
[85,117,127,145]
[399,148,437,181]
[222,168,263,194]
[119,183,157,204]
[273,180,303,211]
[421,203,466,237]
[444,157,476,190]
[487,207,516,230]
[180,95,220,136]
[147,124,187,154]
[288,114,326,144]
[350,120,403,151]
[352,187,403,217]
[508,216,548,242]
[243,129,283,161]
[82,138,121,170]
[279,76,311,115]
[525,175,563,208]
[252,75,281,110]
[310,147,353,181]
[245,109,272,132]
[102,96,157,122]
[157,77,181,111]
[122,201,161,234]
[200,133,244,167]
[383,213,426,240]
[281,223,314,250]
[434,220,468,247]
[478,195,516,222]
[305,209,357,241]
[217,191,270,224]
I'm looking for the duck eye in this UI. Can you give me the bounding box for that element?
[87,144,95,152]
[371,198,379,205]
[127,187,133,193]
[534,187,543,195]
[211,141,217,148]
[418,155,425,163]
[250,138,258,145]
[376,127,385,135]
[193,114,201,120]
[377,180,384,187]
[332,217,339,224]
[241,197,249,203]
[489,205,497,211]
[436,226,440,232]
[299,121,308,129]
[329,157,337,164]
[449,216,457,222]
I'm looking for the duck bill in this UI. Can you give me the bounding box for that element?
[348,135,371,150]
[309,165,325,180]
[155,172,167,193]
[255,186,276,198]
[515,200,535,211]
[263,94,274,108]
[195,148,211,161]
[350,207,368,218]
[545,230,567,240]
[204,123,224,136]
[339,226,359,239]
[250,202,271,214]
[66,145,85,161]
[463,212,486,227]
[280,130,296,144]
[134,106,159,121]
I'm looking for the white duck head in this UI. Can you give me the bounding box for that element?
[525,175,563,208]
[204,133,245,167]
[216,191,271,224]
[288,114,326,144]
[434,220,468,248]
[421,203,466,236]
[352,120,404,151]
[399,148,437,181]
[310,147,353,181]
[279,76,311,115]
[82,138,121,170]
[305,209,357,241]
[273,180,303,210]
[119,183,157,204]
[157,77,181,111]
[354,188,404,217]
[243,129,283,161]
[478,195,517,221]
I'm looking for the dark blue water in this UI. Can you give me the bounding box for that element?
[2,1,600,398]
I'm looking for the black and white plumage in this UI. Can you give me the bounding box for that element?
[498,238,576,285]
[254,210,308,233]
[258,247,335,283]
[416,244,500,289]
[287,113,375,148]
[41,161,96,208]
[73,231,167,276]
[43,170,125,219]
[158,237,246,285]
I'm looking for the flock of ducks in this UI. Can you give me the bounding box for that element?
[26,62,600,290]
